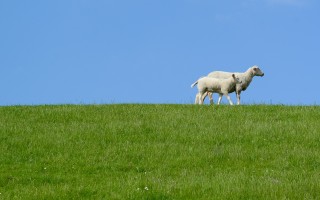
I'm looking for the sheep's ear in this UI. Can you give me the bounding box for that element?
[232,74,235,78]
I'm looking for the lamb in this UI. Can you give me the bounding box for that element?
[195,65,264,105]
[191,74,242,105]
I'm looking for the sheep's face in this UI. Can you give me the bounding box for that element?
[252,66,264,77]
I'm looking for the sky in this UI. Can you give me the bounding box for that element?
[0,0,319,105]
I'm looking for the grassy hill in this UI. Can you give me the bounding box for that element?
[1,104,320,199]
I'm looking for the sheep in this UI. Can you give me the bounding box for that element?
[191,74,242,105]
[195,65,264,105]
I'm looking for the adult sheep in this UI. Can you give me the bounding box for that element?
[195,65,264,105]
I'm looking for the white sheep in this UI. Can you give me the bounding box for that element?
[195,65,264,105]
[191,74,242,105]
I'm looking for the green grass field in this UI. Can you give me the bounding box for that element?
[1,104,320,199]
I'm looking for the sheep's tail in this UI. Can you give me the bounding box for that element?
[191,80,198,88]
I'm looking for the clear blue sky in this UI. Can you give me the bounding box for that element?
[1,0,319,105]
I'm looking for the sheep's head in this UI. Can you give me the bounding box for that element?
[232,74,242,84]
[252,65,264,77]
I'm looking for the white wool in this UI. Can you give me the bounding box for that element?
[193,65,264,105]
[191,74,241,105]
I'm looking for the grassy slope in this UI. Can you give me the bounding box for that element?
[1,104,320,199]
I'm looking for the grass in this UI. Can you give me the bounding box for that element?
[1,104,320,199]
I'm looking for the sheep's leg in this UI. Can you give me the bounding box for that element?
[209,92,214,105]
[195,92,206,104]
[217,94,223,105]
[201,93,206,104]
[201,91,208,104]
[195,93,199,104]
[198,92,204,105]
[236,91,241,105]
[225,93,234,105]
